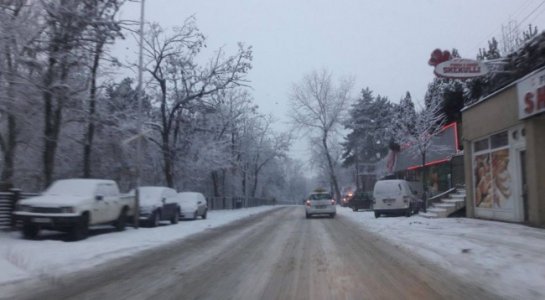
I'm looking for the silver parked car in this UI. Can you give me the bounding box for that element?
[174,192,208,220]
[305,191,336,218]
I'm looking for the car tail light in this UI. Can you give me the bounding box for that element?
[331,199,336,205]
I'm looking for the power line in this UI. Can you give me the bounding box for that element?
[516,0,545,27]
[472,0,544,51]
[526,1,545,27]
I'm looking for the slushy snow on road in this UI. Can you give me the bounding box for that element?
[337,207,545,300]
[0,206,277,295]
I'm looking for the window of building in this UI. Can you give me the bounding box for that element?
[474,138,489,153]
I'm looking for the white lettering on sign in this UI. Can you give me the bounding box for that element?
[434,59,488,79]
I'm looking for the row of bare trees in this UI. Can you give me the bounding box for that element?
[289,69,446,202]
[0,1,301,202]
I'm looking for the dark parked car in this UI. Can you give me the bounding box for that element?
[348,190,373,211]
[137,186,180,227]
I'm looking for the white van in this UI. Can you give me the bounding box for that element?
[372,179,421,218]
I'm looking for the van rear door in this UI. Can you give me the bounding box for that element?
[373,181,404,209]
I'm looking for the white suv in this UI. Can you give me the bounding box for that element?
[305,192,336,218]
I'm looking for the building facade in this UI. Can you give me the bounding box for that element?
[375,122,462,198]
[462,67,545,226]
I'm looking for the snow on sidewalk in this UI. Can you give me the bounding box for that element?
[0,206,277,291]
[338,207,545,300]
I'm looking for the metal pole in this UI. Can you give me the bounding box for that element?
[134,0,145,229]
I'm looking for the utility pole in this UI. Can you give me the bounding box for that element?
[134,0,145,229]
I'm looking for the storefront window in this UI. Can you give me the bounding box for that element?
[473,131,513,211]
[474,138,489,152]
[490,131,508,149]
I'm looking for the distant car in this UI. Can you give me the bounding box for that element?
[137,186,179,227]
[174,192,208,220]
[340,192,353,207]
[305,191,336,218]
[372,179,421,218]
[348,189,373,211]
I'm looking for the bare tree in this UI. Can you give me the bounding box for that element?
[0,1,43,188]
[390,97,446,211]
[142,19,252,187]
[289,69,354,202]
[206,89,256,197]
[247,115,290,197]
[82,0,125,178]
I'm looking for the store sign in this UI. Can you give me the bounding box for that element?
[434,58,488,78]
[517,68,545,120]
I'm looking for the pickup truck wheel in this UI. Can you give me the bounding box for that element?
[22,222,39,239]
[114,208,128,231]
[70,214,89,241]
[171,210,179,224]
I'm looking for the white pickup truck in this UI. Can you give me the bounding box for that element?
[13,178,135,240]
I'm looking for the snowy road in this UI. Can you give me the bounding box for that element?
[12,206,498,300]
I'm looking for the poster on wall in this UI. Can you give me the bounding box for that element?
[474,149,514,210]
[474,154,492,208]
[491,149,513,209]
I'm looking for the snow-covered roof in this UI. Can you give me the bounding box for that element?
[462,65,545,113]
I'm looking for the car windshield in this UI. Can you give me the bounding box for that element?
[138,187,165,205]
[177,193,198,204]
[43,180,98,197]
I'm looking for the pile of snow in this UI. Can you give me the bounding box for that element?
[338,207,545,300]
[0,206,277,292]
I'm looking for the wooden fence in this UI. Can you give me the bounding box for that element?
[207,196,275,210]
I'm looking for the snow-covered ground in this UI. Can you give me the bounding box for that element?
[337,207,545,300]
[0,206,277,292]
[3,205,545,299]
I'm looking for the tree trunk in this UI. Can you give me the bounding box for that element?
[211,171,220,197]
[1,114,16,185]
[1,67,17,185]
[251,167,258,198]
[221,169,226,197]
[43,96,62,188]
[422,152,427,212]
[162,134,174,188]
[241,168,247,198]
[83,41,103,178]
[322,135,341,202]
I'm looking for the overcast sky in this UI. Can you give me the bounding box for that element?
[114,0,545,159]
